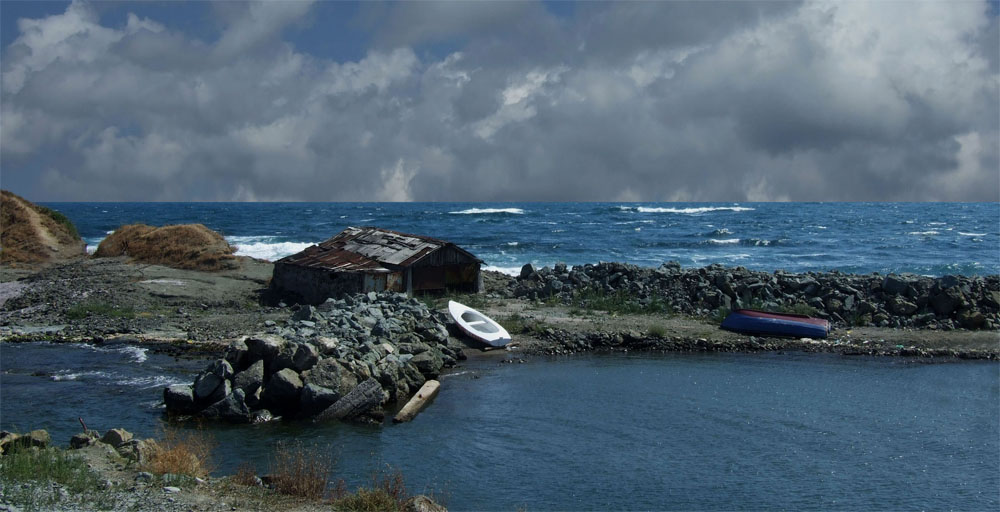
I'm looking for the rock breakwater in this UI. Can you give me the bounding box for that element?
[165,292,463,423]
[502,262,1000,330]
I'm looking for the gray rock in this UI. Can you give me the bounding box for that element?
[223,339,250,372]
[292,305,318,322]
[883,274,912,295]
[411,350,444,377]
[69,431,99,449]
[931,286,965,315]
[261,368,304,415]
[164,384,197,414]
[201,389,252,423]
[192,371,227,405]
[519,263,537,279]
[303,358,359,396]
[887,296,918,316]
[299,384,341,417]
[245,335,285,364]
[232,359,264,395]
[315,378,385,421]
[292,343,320,371]
[100,428,132,448]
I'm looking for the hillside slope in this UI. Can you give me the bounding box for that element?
[0,190,85,265]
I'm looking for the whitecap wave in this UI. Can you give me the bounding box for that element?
[908,231,940,236]
[637,206,755,214]
[506,242,519,246]
[959,232,987,237]
[449,208,524,215]
[484,265,522,276]
[115,346,148,363]
[229,239,315,262]
[707,238,740,245]
[51,370,109,381]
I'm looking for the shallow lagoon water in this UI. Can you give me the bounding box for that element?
[2,343,997,510]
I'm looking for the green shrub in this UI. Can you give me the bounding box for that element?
[0,446,104,509]
[647,325,667,338]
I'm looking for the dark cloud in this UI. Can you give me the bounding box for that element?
[1,0,997,202]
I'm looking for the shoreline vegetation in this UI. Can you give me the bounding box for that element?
[0,425,446,511]
[1,205,997,509]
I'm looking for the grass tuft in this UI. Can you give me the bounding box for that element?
[571,287,672,315]
[330,465,411,512]
[266,441,333,499]
[647,324,667,338]
[141,428,215,479]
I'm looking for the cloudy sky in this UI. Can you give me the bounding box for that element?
[1,1,997,202]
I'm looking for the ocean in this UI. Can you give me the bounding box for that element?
[42,201,999,276]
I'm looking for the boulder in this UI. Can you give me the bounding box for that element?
[411,350,445,377]
[117,439,155,464]
[245,335,285,364]
[100,428,133,448]
[69,431,100,449]
[261,368,304,415]
[887,296,918,316]
[299,384,341,417]
[303,358,358,396]
[223,339,250,372]
[164,385,198,414]
[883,274,912,296]
[930,287,965,316]
[193,372,229,405]
[315,378,385,421]
[519,263,537,280]
[201,389,252,423]
[959,310,986,329]
[403,495,448,512]
[232,359,265,395]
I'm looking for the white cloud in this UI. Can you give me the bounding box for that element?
[0,0,996,201]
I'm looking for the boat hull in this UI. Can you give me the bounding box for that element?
[448,300,512,347]
[720,309,830,339]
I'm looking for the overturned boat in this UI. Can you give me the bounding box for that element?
[720,309,830,339]
[448,300,512,347]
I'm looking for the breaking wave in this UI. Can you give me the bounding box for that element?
[908,231,940,236]
[707,238,740,245]
[449,208,525,215]
[229,236,315,261]
[959,232,987,237]
[630,206,755,214]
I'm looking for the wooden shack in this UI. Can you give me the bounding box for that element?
[271,226,482,304]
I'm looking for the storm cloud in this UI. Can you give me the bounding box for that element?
[1,0,997,201]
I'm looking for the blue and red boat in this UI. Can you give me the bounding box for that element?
[720,309,830,339]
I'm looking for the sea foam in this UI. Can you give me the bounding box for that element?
[635,206,755,214]
[450,208,525,215]
[229,238,315,262]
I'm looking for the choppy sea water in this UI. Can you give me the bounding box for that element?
[42,202,999,276]
[1,344,997,511]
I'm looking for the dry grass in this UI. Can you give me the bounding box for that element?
[265,441,334,499]
[94,223,237,271]
[330,466,412,512]
[1,190,83,264]
[141,428,216,478]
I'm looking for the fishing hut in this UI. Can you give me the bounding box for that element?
[270,226,482,304]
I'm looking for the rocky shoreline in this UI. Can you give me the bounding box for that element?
[2,257,998,427]
[497,261,1000,331]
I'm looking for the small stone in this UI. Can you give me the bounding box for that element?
[164,486,181,493]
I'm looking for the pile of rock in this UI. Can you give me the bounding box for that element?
[164,292,463,423]
[505,262,1000,330]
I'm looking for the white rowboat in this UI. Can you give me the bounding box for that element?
[448,300,512,347]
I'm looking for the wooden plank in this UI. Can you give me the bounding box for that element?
[392,380,440,423]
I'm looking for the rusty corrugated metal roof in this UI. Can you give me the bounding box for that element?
[276,226,477,272]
